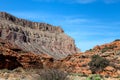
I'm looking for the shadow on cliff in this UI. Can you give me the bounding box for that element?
[0,54,22,70]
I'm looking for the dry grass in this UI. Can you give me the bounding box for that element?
[0,68,119,80]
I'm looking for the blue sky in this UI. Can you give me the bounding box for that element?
[0,0,120,51]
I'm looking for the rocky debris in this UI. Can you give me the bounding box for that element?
[0,68,42,80]
[0,68,69,80]
[0,12,79,59]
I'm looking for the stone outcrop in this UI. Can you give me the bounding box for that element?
[0,38,44,69]
[0,53,22,70]
[0,12,79,59]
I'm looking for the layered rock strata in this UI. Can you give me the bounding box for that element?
[0,12,79,59]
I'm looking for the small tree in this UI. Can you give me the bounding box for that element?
[88,55,109,74]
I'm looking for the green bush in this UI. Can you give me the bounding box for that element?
[88,55,109,74]
[87,49,93,52]
[101,47,109,53]
[101,45,117,53]
[86,74,104,80]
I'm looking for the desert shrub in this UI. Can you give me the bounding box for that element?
[38,69,68,80]
[101,47,109,53]
[101,49,106,53]
[87,49,93,52]
[101,45,117,53]
[12,67,25,73]
[86,74,104,80]
[69,73,86,77]
[88,55,109,74]
[0,69,11,73]
[115,50,120,55]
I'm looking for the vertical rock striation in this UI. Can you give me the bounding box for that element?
[0,12,80,59]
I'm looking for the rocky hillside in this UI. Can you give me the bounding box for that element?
[0,37,41,69]
[0,38,120,80]
[0,38,54,70]
[0,30,120,79]
[0,38,68,80]
[0,12,79,59]
[52,40,120,77]
[1,11,120,79]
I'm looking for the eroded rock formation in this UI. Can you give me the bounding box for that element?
[0,54,22,70]
[0,38,44,69]
[0,12,79,59]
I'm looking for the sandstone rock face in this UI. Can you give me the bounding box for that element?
[0,53,22,70]
[52,40,120,77]
[0,38,43,69]
[0,12,79,59]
